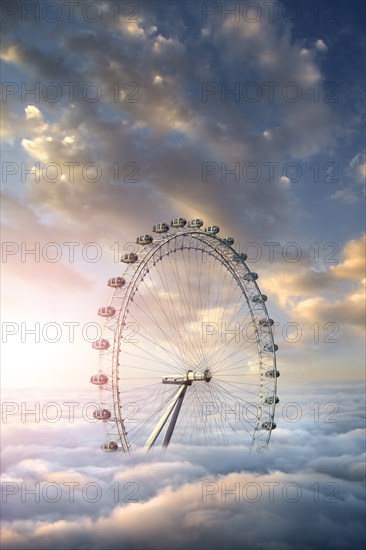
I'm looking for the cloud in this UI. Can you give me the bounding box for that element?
[0,44,22,63]
[315,39,328,52]
[1,444,365,549]
[1,382,365,549]
[331,153,366,203]
[1,194,95,296]
[25,105,46,123]
[307,454,366,482]
[0,102,17,142]
[279,176,291,186]
[330,189,359,204]
[291,290,365,328]
[261,234,365,309]
[329,234,366,281]
[262,269,330,309]
[349,152,366,183]
[0,0,340,248]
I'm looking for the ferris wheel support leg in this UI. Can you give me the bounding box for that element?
[144,384,187,451]
[162,385,187,448]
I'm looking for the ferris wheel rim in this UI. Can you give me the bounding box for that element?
[93,224,278,454]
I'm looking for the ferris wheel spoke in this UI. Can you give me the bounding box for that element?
[201,381,240,443]
[207,337,257,375]
[127,388,175,443]
[118,363,171,375]
[204,294,256,366]
[212,378,262,399]
[192,249,223,368]
[215,352,261,375]
[126,300,186,362]
[128,295,191,372]
[204,304,255,371]
[121,323,187,375]
[164,249,206,367]
[185,246,208,362]
[133,319,189,375]
[147,254,202,368]
[213,336,261,369]
[207,380,258,438]
[180,386,220,444]
[175,384,214,444]
[211,377,261,400]
[155,252,203,367]
[210,378,260,409]
[177,251,209,368]
[210,260,236,326]
[121,348,180,370]
[195,252,221,368]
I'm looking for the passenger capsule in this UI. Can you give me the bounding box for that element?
[90,374,109,385]
[223,237,234,246]
[264,396,279,405]
[252,294,267,303]
[263,343,278,352]
[265,369,280,378]
[232,252,248,262]
[243,272,258,282]
[262,421,276,431]
[259,318,274,327]
[136,235,153,245]
[121,252,138,264]
[170,218,187,228]
[153,223,169,233]
[101,441,118,452]
[98,306,116,317]
[93,409,112,420]
[92,339,110,351]
[188,219,203,228]
[108,277,125,288]
[205,225,220,235]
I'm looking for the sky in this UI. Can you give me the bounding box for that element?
[1,0,365,548]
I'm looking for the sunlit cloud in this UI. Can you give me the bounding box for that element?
[315,39,328,52]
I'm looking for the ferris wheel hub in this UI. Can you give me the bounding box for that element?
[162,369,212,385]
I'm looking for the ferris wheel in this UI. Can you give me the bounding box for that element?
[90,218,279,455]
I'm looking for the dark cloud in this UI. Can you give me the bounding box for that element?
[1,0,340,246]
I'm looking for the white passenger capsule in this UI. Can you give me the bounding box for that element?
[263,343,278,352]
[265,369,280,378]
[252,294,267,303]
[92,339,110,351]
[153,223,169,233]
[243,272,258,281]
[93,409,112,420]
[90,374,109,385]
[232,252,248,262]
[136,235,153,245]
[187,219,204,228]
[264,396,279,405]
[259,318,274,327]
[108,277,125,288]
[261,421,276,431]
[205,225,220,235]
[170,218,187,227]
[121,252,138,264]
[101,441,118,452]
[98,306,116,317]
[222,237,234,246]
